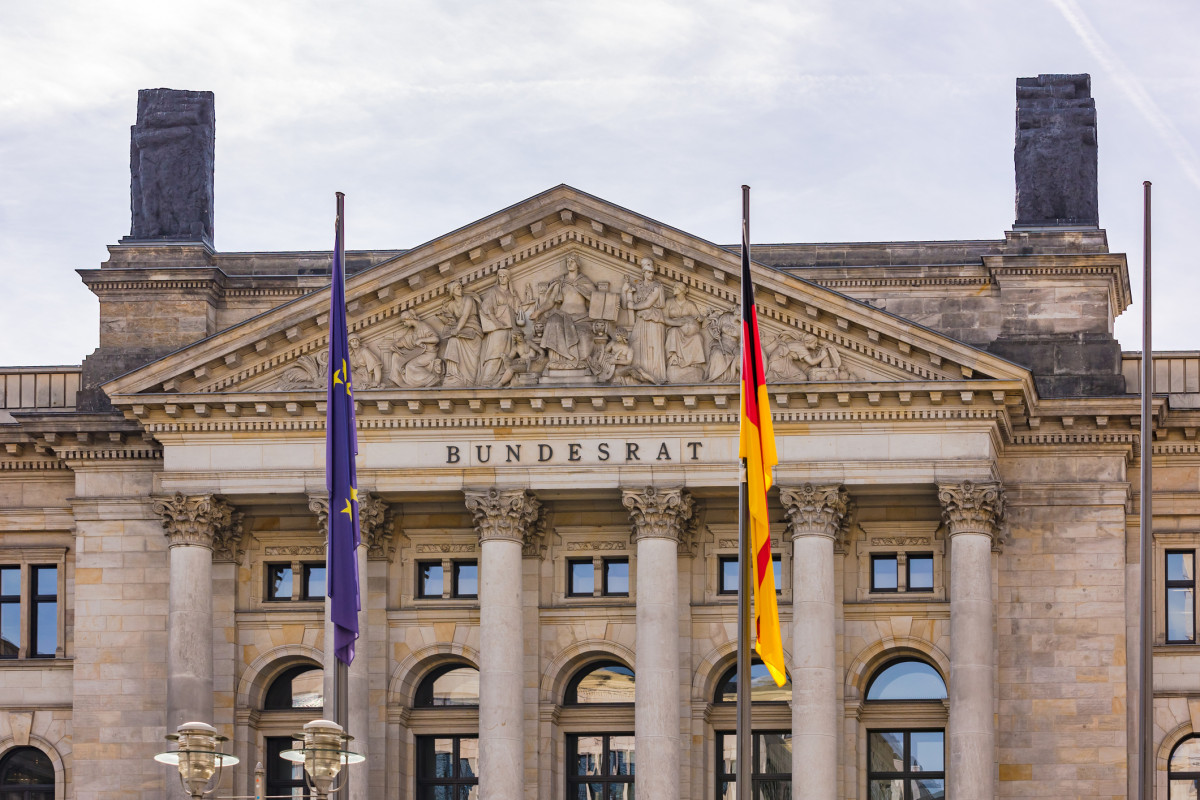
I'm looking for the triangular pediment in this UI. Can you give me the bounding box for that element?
[104,185,1032,407]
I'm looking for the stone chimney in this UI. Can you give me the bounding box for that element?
[128,88,215,245]
[1014,74,1098,227]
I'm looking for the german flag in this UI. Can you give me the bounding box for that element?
[738,190,786,687]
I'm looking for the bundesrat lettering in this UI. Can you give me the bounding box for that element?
[445,441,704,464]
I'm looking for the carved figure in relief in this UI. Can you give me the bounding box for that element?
[496,330,546,387]
[765,332,810,382]
[530,254,596,369]
[622,258,668,383]
[478,268,523,385]
[389,310,443,387]
[437,279,483,387]
[800,333,848,381]
[348,335,384,389]
[704,310,740,383]
[663,282,708,383]
[279,350,329,390]
[593,329,655,385]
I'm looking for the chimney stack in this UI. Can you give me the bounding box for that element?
[1014,74,1098,228]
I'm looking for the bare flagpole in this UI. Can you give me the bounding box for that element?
[1139,180,1153,800]
[736,184,753,800]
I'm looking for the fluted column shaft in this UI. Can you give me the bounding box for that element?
[939,481,1005,800]
[154,493,239,800]
[466,488,541,800]
[780,484,849,800]
[622,487,693,800]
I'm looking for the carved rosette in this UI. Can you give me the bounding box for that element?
[153,492,244,561]
[937,481,1006,544]
[307,491,396,560]
[778,484,852,548]
[622,486,695,545]
[464,488,545,558]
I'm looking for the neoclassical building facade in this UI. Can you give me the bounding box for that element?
[2,75,1198,799]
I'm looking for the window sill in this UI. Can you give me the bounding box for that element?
[0,657,73,668]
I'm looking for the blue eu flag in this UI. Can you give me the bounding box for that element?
[326,193,360,665]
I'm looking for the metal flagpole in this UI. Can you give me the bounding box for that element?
[1139,180,1153,800]
[736,185,753,800]
[333,191,351,797]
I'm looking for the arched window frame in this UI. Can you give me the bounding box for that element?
[0,745,56,800]
[557,658,637,799]
[1169,734,1200,798]
[856,655,949,800]
[407,660,480,800]
[255,660,324,800]
[708,657,793,799]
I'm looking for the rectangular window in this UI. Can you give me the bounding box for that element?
[266,736,310,798]
[871,555,899,592]
[1167,550,1196,643]
[716,730,792,798]
[30,566,56,657]
[417,562,444,599]
[773,555,782,595]
[568,559,594,597]
[719,556,739,595]
[603,558,629,596]
[567,733,634,798]
[0,566,18,659]
[416,735,478,799]
[453,561,478,599]
[265,564,293,601]
[302,564,326,601]
[906,554,934,592]
[868,729,945,800]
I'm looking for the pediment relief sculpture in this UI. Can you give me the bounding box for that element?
[217,250,946,395]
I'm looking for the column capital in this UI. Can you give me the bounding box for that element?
[937,480,1006,542]
[622,486,695,544]
[153,492,243,557]
[310,490,398,561]
[464,488,545,557]
[779,484,852,544]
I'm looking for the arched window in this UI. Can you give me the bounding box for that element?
[413,662,479,799]
[562,660,635,798]
[863,657,946,800]
[713,659,792,797]
[260,662,324,798]
[0,747,54,800]
[1170,735,1200,798]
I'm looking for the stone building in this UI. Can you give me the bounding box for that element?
[0,75,1194,799]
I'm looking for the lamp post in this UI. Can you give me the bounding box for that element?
[154,722,240,799]
[280,719,365,798]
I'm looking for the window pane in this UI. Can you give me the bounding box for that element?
[608,735,635,775]
[0,746,54,785]
[571,663,635,704]
[757,780,790,800]
[304,566,326,599]
[607,783,634,800]
[569,561,594,595]
[430,738,455,778]
[872,556,898,590]
[457,737,478,778]
[912,779,945,799]
[757,732,792,774]
[869,731,905,773]
[866,660,947,700]
[424,666,480,706]
[909,731,944,772]
[267,565,293,600]
[717,662,793,703]
[772,555,782,593]
[290,668,323,708]
[908,555,934,590]
[869,779,904,800]
[1172,736,1200,772]
[573,736,603,776]
[1171,779,1200,800]
[419,563,444,597]
[455,562,478,597]
[33,600,56,656]
[604,560,629,596]
[34,566,56,596]
[0,601,18,657]
[0,567,18,597]
[721,557,738,593]
[1169,552,1195,582]
[1169,587,1196,642]
[720,732,737,775]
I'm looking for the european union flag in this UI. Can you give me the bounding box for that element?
[326,192,360,666]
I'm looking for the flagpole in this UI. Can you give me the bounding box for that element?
[736,184,753,800]
[1138,180,1153,800]
[333,190,350,739]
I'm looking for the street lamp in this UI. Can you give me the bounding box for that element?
[280,719,364,798]
[154,721,240,799]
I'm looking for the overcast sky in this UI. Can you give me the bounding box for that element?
[1,0,1197,366]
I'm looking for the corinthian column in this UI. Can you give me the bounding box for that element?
[622,486,694,800]
[778,484,849,800]
[465,488,542,800]
[938,481,1005,800]
[153,493,240,799]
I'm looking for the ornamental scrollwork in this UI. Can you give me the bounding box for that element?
[153,492,244,561]
[621,486,695,545]
[778,484,853,549]
[464,488,545,558]
[937,480,1006,545]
